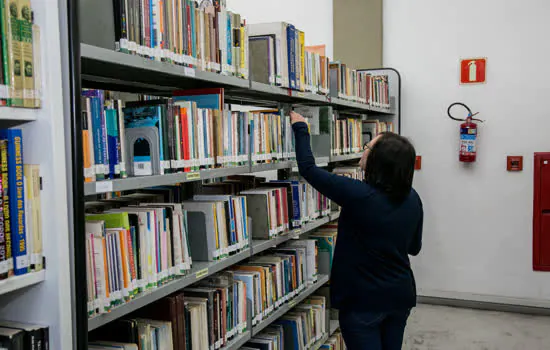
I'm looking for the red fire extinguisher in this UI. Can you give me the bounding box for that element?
[447,102,483,163]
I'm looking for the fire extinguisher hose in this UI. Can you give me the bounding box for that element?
[447,102,483,122]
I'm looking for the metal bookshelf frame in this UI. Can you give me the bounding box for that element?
[67,2,401,347]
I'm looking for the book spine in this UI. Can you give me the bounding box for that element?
[114,99,127,178]
[0,0,6,105]
[1,130,27,275]
[0,140,11,276]
[81,96,94,182]
[0,158,5,279]
[105,108,120,179]
[287,24,296,90]
[5,0,23,107]
[89,97,105,180]
[19,7,33,108]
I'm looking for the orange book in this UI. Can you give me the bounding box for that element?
[305,44,326,57]
[233,265,267,310]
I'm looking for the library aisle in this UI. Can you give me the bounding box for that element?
[0,0,546,349]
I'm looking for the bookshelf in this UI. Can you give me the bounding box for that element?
[0,270,46,297]
[67,2,402,349]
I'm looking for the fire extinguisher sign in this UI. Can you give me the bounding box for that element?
[460,58,487,84]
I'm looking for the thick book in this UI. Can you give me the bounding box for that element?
[0,129,26,275]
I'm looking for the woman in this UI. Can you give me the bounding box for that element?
[291,111,423,350]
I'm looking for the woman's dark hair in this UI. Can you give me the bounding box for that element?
[365,132,416,202]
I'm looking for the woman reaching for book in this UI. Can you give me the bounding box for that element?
[290,111,423,350]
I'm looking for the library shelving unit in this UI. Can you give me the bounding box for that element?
[0,2,75,349]
[66,2,402,349]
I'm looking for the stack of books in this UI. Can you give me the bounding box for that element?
[245,295,327,349]
[112,0,249,79]
[331,116,363,156]
[0,129,43,280]
[0,0,42,108]
[362,120,395,144]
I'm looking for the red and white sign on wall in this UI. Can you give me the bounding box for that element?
[460,58,487,84]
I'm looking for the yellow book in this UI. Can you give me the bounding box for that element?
[24,164,42,271]
[239,26,245,76]
[299,30,305,91]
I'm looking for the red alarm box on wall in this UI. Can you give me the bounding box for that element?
[533,153,550,271]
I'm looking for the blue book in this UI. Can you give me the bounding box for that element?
[0,129,27,275]
[286,24,297,90]
[190,3,196,61]
[271,180,302,228]
[82,90,107,179]
[274,319,301,349]
[227,14,232,68]
[240,196,248,242]
[105,108,120,179]
[173,94,221,110]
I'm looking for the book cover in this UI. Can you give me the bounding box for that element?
[0,129,26,275]
[286,24,296,90]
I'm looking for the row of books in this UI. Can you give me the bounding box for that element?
[84,189,253,317]
[308,223,338,276]
[113,0,249,79]
[249,23,330,95]
[333,166,364,182]
[244,295,327,350]
[0,320,49,350]
[82,89,296,183]
[89,269,247,350]
[0,129,43,279]
[331,116,363,156]
[88,239,323,350]
[320,329,346,350]
[236,241,318,326]
[201,175,331,237]
[0,0,42,108]
[362,120,395,144]
[83,177,332,318]
[330,64,390,108]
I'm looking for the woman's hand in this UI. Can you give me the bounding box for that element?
[290,111,306,125]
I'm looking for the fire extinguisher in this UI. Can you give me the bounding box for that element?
[447,102,483,162]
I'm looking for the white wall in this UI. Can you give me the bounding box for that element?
[384,0,550,304]
[227,0,334,58]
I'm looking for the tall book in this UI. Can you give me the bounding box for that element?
[18,0,33,108]
[0,129,26,275]
[0,140,12,277]
[24,164,41,271]
[2,0,23,107]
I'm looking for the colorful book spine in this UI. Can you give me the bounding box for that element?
[0,157,5,279]
[105,107,120,179]
[286,24,296,90]
[0,140,11,276]
[3,0,23,107]
[0,129,26,275]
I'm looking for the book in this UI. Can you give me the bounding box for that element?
[2,0,23,107]
[309,226,338,275]
[23,164,42,272]
[18,0,32,108]
[0,129,26,275]
[248,22,289,87]
[0,139,11,277]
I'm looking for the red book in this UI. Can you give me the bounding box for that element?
[280,188,289,231]
[180,107,191,172]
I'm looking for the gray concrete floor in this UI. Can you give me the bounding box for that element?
[403,304,550,350]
